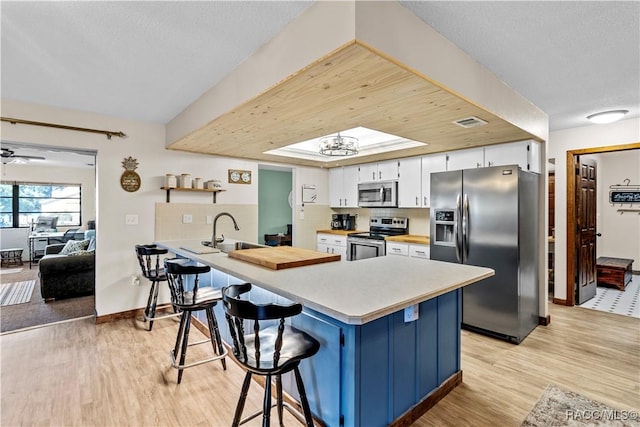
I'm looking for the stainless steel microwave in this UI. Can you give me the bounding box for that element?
[357,180,398,207]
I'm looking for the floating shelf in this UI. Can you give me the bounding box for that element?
[161,187,226,203]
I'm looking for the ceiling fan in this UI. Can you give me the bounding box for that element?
[1,147,46,164]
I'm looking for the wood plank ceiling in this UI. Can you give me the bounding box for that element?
[168,41,539,168]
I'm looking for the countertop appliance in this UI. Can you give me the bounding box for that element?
[347,216,408,261]
[331,213,356,230]
[357,181,398,208]
[430,165,539,344]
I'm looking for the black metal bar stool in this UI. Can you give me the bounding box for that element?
[164,258,227,384]
[135,244,180,331]
[222,283,320,427]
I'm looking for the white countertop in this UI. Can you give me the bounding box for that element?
[155,239,494,325]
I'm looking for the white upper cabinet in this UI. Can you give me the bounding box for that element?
[446,147,484,171]
[398,157,422,208]
[358,160,399,182]
[484,140,541,172]
[329,166,359,208]
[421,153,447,207]
[398,153,447,208]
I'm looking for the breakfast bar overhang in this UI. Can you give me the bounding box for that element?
[156,240,494,426]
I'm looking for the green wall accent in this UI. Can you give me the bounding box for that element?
[258,169,292,244]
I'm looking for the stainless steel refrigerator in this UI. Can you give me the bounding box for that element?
[430,165,539,344]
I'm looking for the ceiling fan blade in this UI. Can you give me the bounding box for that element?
[14,155,46,160]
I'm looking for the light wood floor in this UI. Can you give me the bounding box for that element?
[1,303,638,426]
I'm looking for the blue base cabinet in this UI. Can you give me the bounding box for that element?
[291,289,462,427]
[200,265,462,427]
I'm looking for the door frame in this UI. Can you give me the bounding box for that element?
[565,142,640,306]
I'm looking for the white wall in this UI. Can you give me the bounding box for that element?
[547,118,640,301]
[1,163,95,257]
[592,151,640,263]
[0,99,329,317]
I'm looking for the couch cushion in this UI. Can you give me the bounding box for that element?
[87,236,96,252]
[60,239,90,255]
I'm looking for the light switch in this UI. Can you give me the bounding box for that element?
[125,214,138,225]
[182,214,193,224]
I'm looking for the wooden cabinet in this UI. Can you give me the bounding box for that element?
[317,234,347,260]
[358,160,399,183]
[329,166,358,208]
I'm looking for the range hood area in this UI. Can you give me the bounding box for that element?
[166,1,547,168]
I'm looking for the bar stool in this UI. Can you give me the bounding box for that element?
[222,283,320,427]
[164,258,227,384]
[135,244,180,331]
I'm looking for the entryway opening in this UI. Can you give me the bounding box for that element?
[257,165,293,247]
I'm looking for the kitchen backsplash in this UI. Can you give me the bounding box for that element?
[331,207,430,235]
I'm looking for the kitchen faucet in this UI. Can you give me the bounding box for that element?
[212,212,240,248]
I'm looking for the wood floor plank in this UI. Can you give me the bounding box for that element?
[1,302,638,426]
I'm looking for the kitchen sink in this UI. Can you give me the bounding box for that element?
[218,241,267,253]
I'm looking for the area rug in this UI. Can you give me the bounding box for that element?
[522,385,638,426]
[0,280,35,306]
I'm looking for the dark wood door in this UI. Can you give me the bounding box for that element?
[575,157,597,304]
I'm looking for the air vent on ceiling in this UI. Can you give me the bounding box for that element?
[453,116,488,128]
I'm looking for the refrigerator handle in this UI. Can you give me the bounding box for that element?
[455,193,462,262]
[463,193,470,259]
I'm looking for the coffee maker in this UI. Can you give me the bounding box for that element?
[331,214,356,230]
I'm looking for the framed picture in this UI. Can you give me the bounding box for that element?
[302,184,317,203]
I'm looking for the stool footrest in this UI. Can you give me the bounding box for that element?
[169,345,228,370]
[143,310,181,323]
[239,402,307,426]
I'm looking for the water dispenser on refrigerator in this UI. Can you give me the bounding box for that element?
[434,209,456,247]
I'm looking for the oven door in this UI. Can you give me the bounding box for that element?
[347,237,385,261]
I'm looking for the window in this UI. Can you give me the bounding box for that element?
[0,182,82,228]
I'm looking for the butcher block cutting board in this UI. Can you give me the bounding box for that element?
[227,246,341,270]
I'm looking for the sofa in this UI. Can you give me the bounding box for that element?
[39,230,95,301]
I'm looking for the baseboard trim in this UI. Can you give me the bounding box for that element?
[538,315,551,326]
[552,297,568,306]
[95,303,173,324]
[389,370,463,427]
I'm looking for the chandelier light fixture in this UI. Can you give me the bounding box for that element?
[586,109,629,124]
[319,132,359,157]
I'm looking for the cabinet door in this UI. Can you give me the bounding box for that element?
[329,168,343,207]
[289,310,342,427]
[421,153,447,207]
[386,242,409,256]
[398,157,422,208]
[377,160,399,181]
[342,165,359,207]
[484,141,529,170]
[358,163,378,183]
[409,244,430,259]
[447,147,484,171]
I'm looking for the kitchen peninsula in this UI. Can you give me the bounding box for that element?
[156,239,494,427]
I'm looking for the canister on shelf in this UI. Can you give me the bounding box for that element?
[193,177,203,189]
[165,174,177,188]
[180,173,192,188]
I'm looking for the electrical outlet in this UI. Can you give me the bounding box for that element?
[404,304,419,322]
[206,215,213,224]
[182,214,192,224]
[125,214,138,225]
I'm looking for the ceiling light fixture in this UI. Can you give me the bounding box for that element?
[586,110,629,124]
[319,132,359,156]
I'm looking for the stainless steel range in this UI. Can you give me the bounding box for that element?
[347,216,408,261]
